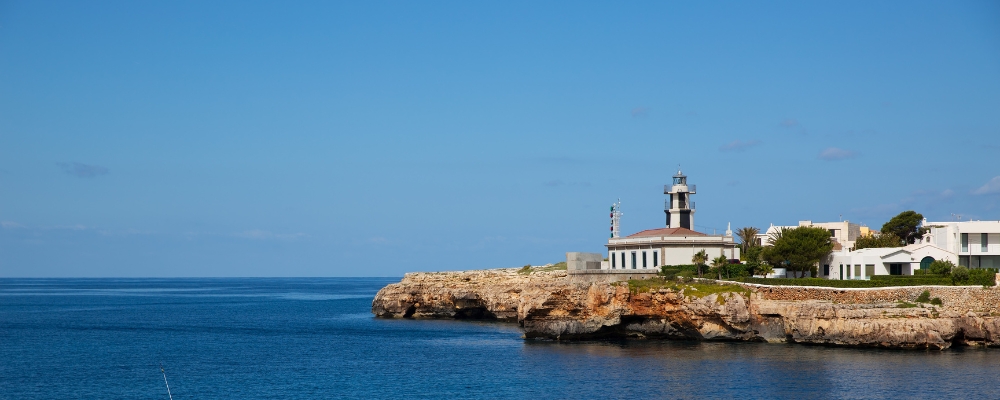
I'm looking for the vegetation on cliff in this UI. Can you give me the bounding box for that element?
[623,277,750,298]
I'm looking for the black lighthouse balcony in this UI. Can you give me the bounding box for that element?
[664,184,696,194]
[665,200,695,211]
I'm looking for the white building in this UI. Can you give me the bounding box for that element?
[757,220,871,250]
[603,170,739,270]
[922,220,1000,269]
[605,227,739,270]
[823,243,957,280]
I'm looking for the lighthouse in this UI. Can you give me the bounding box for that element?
[664,169,696,229]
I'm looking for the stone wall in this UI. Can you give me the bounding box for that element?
[566,269,658,283]
[735,282,1000,314]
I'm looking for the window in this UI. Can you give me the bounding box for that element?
[854,265,861,279]
[962,233,969,252]
[890,264,902,275]
[642,251,647,269]
[839,265,844,280]
[611,252,616,269]
[823,265,829,276]
[828,229,836,237]
[631,252,637,269]
[983,233,989,252]
[653,251,659,267]
[621,253,626,270]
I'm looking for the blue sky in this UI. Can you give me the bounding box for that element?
[2,1,999,277]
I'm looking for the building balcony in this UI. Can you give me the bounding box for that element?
[663,184,696,194]
[665,200,695,211]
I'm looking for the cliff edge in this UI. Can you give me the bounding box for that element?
[372,268,1000,350]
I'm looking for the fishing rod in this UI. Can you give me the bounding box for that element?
[160,363,174,400]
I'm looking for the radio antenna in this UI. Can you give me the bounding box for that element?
[160,364,174,400]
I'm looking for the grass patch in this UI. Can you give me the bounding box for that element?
[535,262,567,272]
[897,301,918,308]
[517,262,567,275]
[626,277,750,299]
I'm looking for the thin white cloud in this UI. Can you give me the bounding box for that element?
[818,147,857,161]
[234,230,308,241]
[779,119,799,127]
[57,162,109,178]
[1,221,24,228]
[719,139,761,152]
[630,107,649,118]
[973,176,1000,195]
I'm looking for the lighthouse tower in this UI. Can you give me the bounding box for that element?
[664,169,696,229]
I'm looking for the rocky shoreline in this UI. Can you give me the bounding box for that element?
[371,268,1000,350]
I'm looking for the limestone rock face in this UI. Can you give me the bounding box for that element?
[371,269,1000,350]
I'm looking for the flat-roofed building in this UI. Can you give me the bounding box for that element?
[605,227,739,271]
[922,220,1000,269]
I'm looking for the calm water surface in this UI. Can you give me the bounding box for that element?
[2,278,999,399]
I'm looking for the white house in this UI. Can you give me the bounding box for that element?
[605,227,739,271]
[922,220,1000,269]
[823,243,957,280]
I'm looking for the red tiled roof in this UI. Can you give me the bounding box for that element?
[626,227,706,238]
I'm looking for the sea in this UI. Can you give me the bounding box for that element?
[2,278,1000,399]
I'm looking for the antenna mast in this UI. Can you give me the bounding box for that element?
[161,364,174,400]
[610,199,622,238]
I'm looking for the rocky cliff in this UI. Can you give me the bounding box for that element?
[371,268,1000,350]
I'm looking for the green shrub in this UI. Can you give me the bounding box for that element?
[968,268,998,287]
[916,290,931,303]
[913,269,928,276]
[897,301,918,308]
[951,266,970,285]
[737,276,962,288]
[929,260,955,276]
[659,264,700,279]
[869,275,954,285]
[930,297,943,306]
[738,277,890,288]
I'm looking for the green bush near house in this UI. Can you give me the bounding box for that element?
[869,275,955,285]
[738,276,966,288]
[951,266,970,285]
[916,290,931,303]
[930,297,943,306]
[929,260,955,276]
[966,268,997,287]
[659,264,700,279]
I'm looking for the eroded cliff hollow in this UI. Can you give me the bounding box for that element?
[372,268,1000,350]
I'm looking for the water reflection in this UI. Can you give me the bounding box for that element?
[519,340,1000,398]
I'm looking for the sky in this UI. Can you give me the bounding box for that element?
[1,1,999,277]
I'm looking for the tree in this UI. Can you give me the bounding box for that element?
[852,232,904,250]
[767,227,787,246]
[711,255,728,280]
[692,249,708,278]
[761,226,834,278]
[736,226,760,257]
[743,245,764,276]
[881,210,928,245]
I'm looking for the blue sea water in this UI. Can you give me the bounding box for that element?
[3,278,1000,399]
